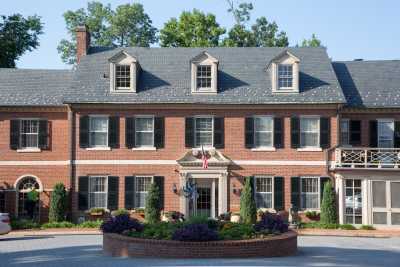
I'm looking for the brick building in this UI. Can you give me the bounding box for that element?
[0,25,399,227]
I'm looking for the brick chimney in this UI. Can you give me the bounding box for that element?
[76,25,90,63]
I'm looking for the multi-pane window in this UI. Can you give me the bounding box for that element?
[89,116,108,147]
[89,176,107,209]
[255,177,273,209]
[20,119,39,148]
[195,117,213,147]
[254,117,273,147]
[301,177,319,209]
[115,65,131,89]
[340,119,350,146]
[135,176,152,208]
[196,65,212,89]
[378,120,394,148]
[345,179,362,224]
[135,117,154,147]
[300,117,319,148]
[278,64,293,89]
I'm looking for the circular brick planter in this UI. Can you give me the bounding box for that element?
[103,230,297,258]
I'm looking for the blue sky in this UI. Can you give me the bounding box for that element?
[3,0,399,69]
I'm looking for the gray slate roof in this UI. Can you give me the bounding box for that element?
[0,69,72,106]
[332,60,400,108]
[63,47,345,105]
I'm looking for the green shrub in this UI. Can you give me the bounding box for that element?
[140,222,179,240]
[145,183,161,224]
[78,219,103,228]
[184,216,219,230]
[299,222,339,229]
[111,208,130,217]
[88,207,107,214]
[219,223,255,240]
[49,183,68,222]
[41,221,74,229]
[320,180,337,224]
[340,224,356,230]
[240,177,257,224]
[10,218,41,230]
[304,210,319,218]
[360,225,375,230]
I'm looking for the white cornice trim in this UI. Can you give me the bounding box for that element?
[234,160,327,166]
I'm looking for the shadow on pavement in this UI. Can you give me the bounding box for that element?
[0,235,55,242]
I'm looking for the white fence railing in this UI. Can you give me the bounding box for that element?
[334,147,400,169]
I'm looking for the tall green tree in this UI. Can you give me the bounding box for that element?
[320,180,337,224]
[0,14,43,68]
[57,1,157,65]
[160,9,225,47]
[240,177,257,224]
[49,183,68,222]
[145,183,161,224]
[300,33,322,47]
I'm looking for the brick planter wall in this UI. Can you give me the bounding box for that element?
[103,230,297,258]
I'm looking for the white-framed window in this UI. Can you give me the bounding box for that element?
[278,64,293,89]
[345,179,362,224]
[115,64,131,90]
[340,119,350,146]
[20,119,39,149]
[135,176,153,208]
[89,176,107,209]
[300,177,320,210]
[89,116,109,148]
[255,176,273,209]
[378,119,394,148]
[254,116,274,148]
[194,117,214,147]
[135,116,154,147]
[196,65,212,89]
[300,117,320,148]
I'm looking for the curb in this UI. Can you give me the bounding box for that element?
[296,229,397,238]
[6,229,101,236]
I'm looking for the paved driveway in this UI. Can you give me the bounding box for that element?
[1,234,400,267]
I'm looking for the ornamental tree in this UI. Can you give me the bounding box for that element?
[144,183,161,224]
[320,180,337,224]
[49,183,68,222]
[240,176,257,224]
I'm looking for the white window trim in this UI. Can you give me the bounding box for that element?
[377,118,394,148]
[340,118,351,147]
[298,116,321,150]
[253,115,274,149]
[193,115,214,149]
[300,176,320,211]
[88,115,109,149]
[254,176,274,210]
[114,64,134,91]
[17,118,43,152]
[109,51,138,93]
[270,51,300,94]
[134,115,155,149]
[191,52,218,94]
[277,64,294,90]
[134,175,154,209]
[88,175,108,209]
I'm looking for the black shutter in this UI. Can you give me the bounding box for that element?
[320,177,331,204]
[245,117,254,148]
[290,117,300,148]
[154,117,165,149]
[320,117,330,149]
[274,118,284,148]
[125,176,135,209]
[107,176,119,211]
[395,122,400,148]
[125,117,135,149]
[185,117,194,148]
[369,120,378,147]
[154,176,165,210]
[349,120,361,146]
[108,117,119,148]
[10,120,20,150]
[79,116,89,148]
[291,177,300,210]
[274,177,284,211]
[78,176,89,211]
[214,117,224,149]
[38,120,50,150]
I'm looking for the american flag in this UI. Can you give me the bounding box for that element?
[201,145,208,169]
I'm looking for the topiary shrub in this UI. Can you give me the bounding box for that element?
[320,180,337,224]
[172,223,219,242]
[144,183,161,224]
[240,176,257,224]
[254,213,289,234]
[101,214,144,234]
[49,183,68,222]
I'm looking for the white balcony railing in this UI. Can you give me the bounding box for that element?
[334,147,400,169]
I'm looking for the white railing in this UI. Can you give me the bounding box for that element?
[334,147,400,169]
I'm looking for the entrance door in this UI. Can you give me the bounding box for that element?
[188,178,216,218]
[372,181,400,226]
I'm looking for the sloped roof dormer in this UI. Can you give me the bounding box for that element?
[190,51,218,94]
[268,50,300,94]
[109,50,140,93]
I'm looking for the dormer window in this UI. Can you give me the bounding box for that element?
[109,51,139,93]
[269,50,300,93]
[191,52,218,94]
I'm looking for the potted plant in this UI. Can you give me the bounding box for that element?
[230,212,241,223]
[161,211,185,223]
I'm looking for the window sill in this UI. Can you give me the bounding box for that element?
[191,90,217,95]
[251,147,276,152]
[85,147,112,151]
[272,89,299,94]
[111,90,136,94]
[297,147,322,152]
[17,148,41,153]
[132,147,157,151]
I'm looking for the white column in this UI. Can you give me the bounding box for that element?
[362,179,369,225]
[179,172,188,216]
[336,174,344,224]
[211,179,216,218]
[218,172,228,215]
